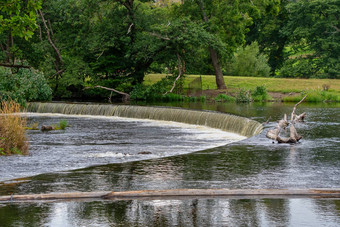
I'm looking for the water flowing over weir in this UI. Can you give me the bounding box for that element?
[27,102,263,137]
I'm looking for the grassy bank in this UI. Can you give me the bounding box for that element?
[144,74,340,102]
[0,100,28,155]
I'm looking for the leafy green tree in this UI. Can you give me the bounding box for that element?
[228,42,271,77]
[26,0,223,99]
[0,0,42,68]
[0,67,52,106]
[283,0,340,78]
[175,0,279,89]
[246,0,290,74]
[36,0,174,98]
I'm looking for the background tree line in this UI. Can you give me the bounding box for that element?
[0,0,339,103]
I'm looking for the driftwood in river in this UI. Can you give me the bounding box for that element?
[266,95,307,143]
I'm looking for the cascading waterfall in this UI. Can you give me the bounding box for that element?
[27,102,263,137]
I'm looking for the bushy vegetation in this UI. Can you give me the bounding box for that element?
[0,100,28,155]
[215,94,236,102]
[277,58,319,78]
[130,76,184,101]
[130,80,168,101]
[227,42,271,77]
[0,68,52,106]
[283,90,340,103]
[236,89,251,103]
[251,86,271,102]
[55,120,69,130]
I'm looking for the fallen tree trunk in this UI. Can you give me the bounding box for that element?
[85,85,130,102]
[266,95,307,143]
[1,188,340,202]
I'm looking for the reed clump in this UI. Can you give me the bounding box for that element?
[0,100,28,155]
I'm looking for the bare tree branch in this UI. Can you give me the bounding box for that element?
[332,25,340,33]
[127,23,134,34]
[85,85,130,102]
[50,69,65,78]
[38,10,64,69]
[85,85,129,96]
[164,53,183,95]
[291,94,307,122]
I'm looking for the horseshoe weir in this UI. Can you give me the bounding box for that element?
[27,102,263,137]
[1,102,339,226]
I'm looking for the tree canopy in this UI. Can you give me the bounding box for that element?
[0,0,338,103]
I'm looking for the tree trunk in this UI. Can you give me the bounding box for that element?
[199,0,226,90]
[209,47,226,89]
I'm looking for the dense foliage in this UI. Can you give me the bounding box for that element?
[0,68,52,106]
[227,42,271,77]
[0,0,338,102]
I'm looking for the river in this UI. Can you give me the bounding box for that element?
[0,102,339,226]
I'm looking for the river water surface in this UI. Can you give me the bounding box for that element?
[0,102,339,227]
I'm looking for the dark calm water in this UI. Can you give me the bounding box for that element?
[0,102,339,226]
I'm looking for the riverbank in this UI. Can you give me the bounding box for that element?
[144,74,340,102]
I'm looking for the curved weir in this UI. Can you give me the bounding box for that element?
[27,102,263,137]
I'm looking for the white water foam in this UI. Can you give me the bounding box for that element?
[0,113,246,181]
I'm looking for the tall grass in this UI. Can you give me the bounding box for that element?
[215,94,236,102]
[0,100,28,155]
[283,90,340,102]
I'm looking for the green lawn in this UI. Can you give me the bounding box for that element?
[145,74,340,94]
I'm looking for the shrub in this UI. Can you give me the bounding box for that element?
[58,120,68,130]
[236,89,251,103]
[130,75,188,101]
[0,67,52,106]
[215,94,236,102]
[251,86,271,102]
[50,120,69,130]
[130,76,173,101]
[200,95,207,102]
[0,100,28,155]
[227,42,271,77]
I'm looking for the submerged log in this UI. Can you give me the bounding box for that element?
[1,188,340,202]
[266,95,307,143]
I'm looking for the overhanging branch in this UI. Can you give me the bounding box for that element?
[85,85,130,102]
